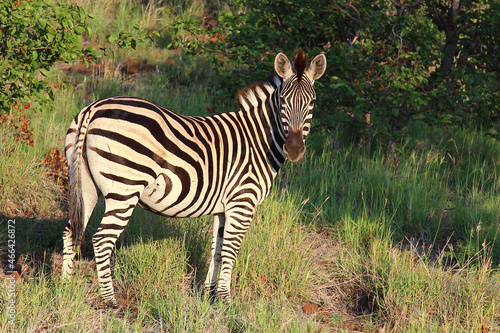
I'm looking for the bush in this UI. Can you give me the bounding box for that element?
[0,0,156,150]
[194,0,500,146]
[0,0,95,114]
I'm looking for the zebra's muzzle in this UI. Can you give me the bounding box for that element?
[284,127,305,162]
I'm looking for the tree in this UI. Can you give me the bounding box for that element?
[205,0,499,144]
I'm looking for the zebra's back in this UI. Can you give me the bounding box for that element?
[66,96,275,219]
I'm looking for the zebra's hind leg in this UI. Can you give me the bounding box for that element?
[62,222,76,279]
[62,222,79,279]
[62,168,100,280]
[204,213,225,300]
[93,194,139,308]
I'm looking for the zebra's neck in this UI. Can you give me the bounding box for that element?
[235,74,287,174]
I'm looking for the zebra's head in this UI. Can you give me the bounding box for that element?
[274,49,326,162]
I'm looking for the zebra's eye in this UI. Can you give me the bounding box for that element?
[309,100,315,108]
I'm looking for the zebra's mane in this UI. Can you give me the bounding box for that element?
[236,75,281,112]
[293,49,308,83]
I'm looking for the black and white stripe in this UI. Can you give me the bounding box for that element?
[61,50,326,307]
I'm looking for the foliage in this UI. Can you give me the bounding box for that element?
[192,0,500,145]
[0,0,156,150]
[0,105,34,147]
[0,0,93,114]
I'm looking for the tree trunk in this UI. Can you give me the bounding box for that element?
[424,0,468,90]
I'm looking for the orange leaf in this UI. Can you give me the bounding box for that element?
[480,322,490,333]
[10,271,21,281]
[301,303,319,315]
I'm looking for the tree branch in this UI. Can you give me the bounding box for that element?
[325,3,362,24]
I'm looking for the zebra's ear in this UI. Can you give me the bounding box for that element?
[306,52,327,81]
[274,51,293,79]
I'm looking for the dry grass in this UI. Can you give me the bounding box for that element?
[0,160,64,218]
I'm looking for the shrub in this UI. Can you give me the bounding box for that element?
[0,0,95,114]
[194,0,500,145]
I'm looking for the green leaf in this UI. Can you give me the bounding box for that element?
[74,26,86,35]
[0,60,8,76]
[40,68,50,77]
[48,87,55,100]
[108,34,119,43]
[47,26,56,35]
[38,18,47,29]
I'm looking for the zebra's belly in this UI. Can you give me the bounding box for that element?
[138,171,224,218]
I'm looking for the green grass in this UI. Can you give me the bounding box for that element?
[1,0,499,332]
[285,126,500,265]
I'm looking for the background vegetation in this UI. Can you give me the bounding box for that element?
[1,0,499,331]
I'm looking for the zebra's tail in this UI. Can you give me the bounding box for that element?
[65,109,91,251]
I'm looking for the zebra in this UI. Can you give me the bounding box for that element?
[62,49,326,307]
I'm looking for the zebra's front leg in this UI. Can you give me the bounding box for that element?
[216,210,253,302]
[204,213,225,299]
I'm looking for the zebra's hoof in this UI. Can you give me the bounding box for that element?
[205,287,217,304]
[103,298,119,309]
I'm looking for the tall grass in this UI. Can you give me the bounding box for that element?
[0,88,79,217]
[283,126,500,266]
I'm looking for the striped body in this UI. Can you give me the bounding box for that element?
[62,50,326,307]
